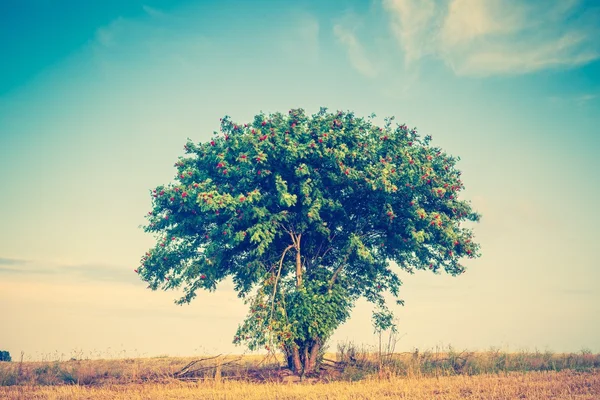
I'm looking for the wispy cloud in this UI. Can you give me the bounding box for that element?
[575,94,598,102]
[142,5,167,18]
[382,0,600,76]
[95,17,126,48]
[0,260,139,285]
[548,92,599,106]
[280,12,320,64]
[333,24,378,78]
[383,0,440,64]
[89,8,214,77]
[0,257,28,266]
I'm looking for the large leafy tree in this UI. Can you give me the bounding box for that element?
[138,107,481,376]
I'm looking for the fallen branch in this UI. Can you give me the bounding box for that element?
[173,354,223,378]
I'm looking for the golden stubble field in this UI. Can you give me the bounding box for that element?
[1,370,599,399]
[1,351,599,399]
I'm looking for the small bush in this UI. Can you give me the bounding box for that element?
[340,365,369,381]
[0,351,11,362]
[0,370,17,386]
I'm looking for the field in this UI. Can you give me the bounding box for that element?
[1,348,599,399]
[1,371,599,399]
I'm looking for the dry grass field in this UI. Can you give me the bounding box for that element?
[1,348,599,399]
[1,371,599,399]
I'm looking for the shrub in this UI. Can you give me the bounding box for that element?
[0,351,11,362]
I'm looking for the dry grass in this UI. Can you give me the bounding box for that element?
[336,347,600,379]
[1,370,599,399]
[1,349,599,399]
[2,349,598,387]
[0,355,278,386]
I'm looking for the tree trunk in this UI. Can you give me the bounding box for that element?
[301,345,310,379]
[285,350,294,371]
[284,340,322,376]
[307,340,321,374]
[292,345,302,374]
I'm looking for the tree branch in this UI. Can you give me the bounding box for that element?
[174,354,223,378]
[288,231,298,248]
[328,252,350,290]
[321,246,334,260]
[269,244,294,323]
[295,233,302,287]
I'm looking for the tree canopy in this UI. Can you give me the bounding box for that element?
[138,107,481,375]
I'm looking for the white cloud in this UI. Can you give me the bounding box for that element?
[333,24,378,77]
[382,0,600,76]
[384,0,439,64]
[455,33,599,75]
[441,0,521,47]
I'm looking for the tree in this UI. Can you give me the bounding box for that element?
[0,350,11,362]
[138,107,481,376]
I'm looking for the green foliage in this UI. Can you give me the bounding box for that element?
[372,308,397,334]
[0,351,10,362]
[233,270,352,352]
[139,107,481,368]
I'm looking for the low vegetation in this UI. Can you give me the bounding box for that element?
[1,370,599,399]
[0,345,598,389]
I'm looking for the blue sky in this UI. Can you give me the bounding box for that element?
[1,0,599,360]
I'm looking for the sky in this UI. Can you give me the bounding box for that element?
[1,0,599,361]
